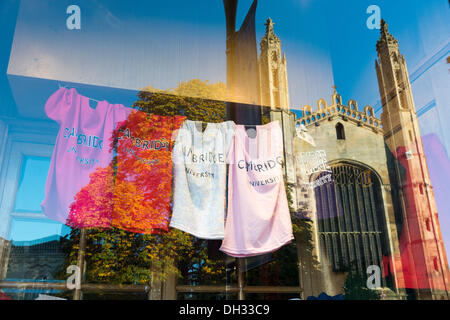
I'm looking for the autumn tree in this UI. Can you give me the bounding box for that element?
[58,79,317,298]
[58,80,228,289]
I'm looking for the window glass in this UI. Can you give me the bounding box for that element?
[9,218,70,243]
[14,156,50,213]
[1,0,449,303]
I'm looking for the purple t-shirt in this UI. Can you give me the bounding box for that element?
[41,87,130,224]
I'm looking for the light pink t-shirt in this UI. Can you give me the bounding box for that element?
[220,121,294,257]
[41,87,130,225]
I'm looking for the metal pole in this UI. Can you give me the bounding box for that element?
[73,229,87,300]
[237,258,245,300]
[296,243,305,300]
[0,281,303,294]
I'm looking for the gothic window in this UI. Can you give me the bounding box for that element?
[273,91,280,107]
[391,53,398,63]
[272,68,279,87]
[395,69,401,83]
[271,51,278,63]
[336,123,345,140]
[314,163,391,288]
[426,218,431,232]
[433,257,439,271]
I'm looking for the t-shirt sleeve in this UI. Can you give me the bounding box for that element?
[115,104,133,124]
[172,120,188,165]
[224,121,236,161]
[225,122,236,165]
[272,121,284,155]
[44,87,76,123]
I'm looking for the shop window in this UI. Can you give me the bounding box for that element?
[14,156,50,213]
[9,218,69,243]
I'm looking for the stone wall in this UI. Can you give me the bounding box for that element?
[279,101,404,298]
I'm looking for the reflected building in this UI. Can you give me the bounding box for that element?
[262,19,450,299]
[258,18,290,110]
[0,0,448,300]
[375,20,450,299]
[5,236,66,282]
[3,236,67,300]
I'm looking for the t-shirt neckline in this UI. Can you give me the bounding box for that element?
[236,121,279,140]
[186,120,221,140]
[68,87,109,112]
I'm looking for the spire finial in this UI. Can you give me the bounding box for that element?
[380,19,389,36]
[376,18,399,53]
[332,85,338,94]
[264,17,275,35]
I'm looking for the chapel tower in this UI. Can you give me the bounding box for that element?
[259,18,290,109]
[376,19,450,299]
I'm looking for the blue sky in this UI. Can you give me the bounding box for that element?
[0,0,449,243]
[2,0,449,110]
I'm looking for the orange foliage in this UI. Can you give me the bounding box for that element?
[66,110,185,234]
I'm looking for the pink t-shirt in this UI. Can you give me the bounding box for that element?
[41,87,130,225]
[220,121,294,257]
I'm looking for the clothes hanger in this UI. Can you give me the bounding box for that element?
[244,124,257,132]
[57,82,101,103]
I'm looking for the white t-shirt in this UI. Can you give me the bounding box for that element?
[170,120,235,239]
